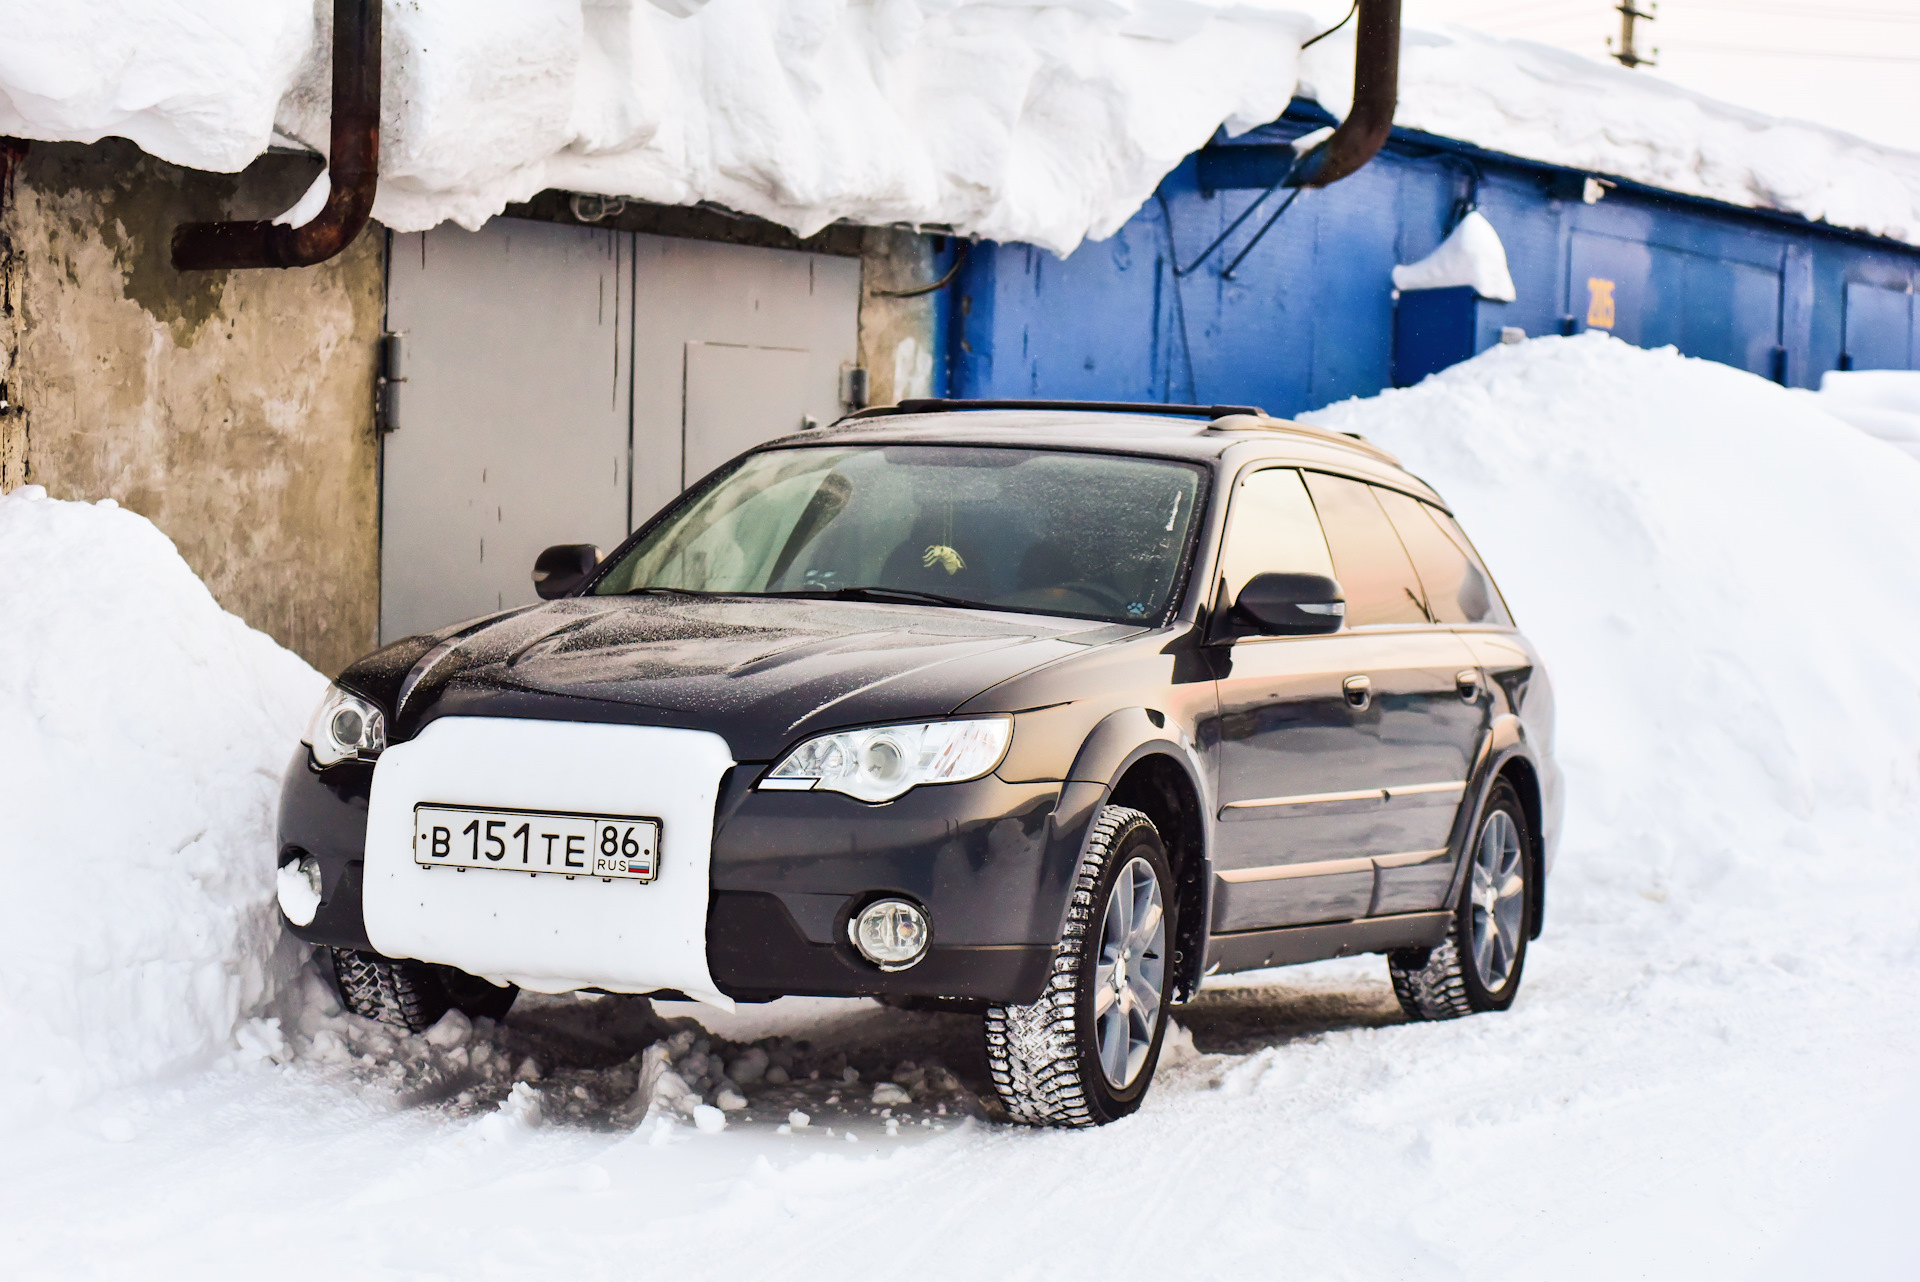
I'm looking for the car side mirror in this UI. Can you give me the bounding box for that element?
[1233,572,1346,636]
[533,544,601,599]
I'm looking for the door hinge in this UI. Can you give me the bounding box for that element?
[378,331,407,433]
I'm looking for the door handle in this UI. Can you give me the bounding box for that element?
[1343,674,1373,711]
[1456,668,1482,703]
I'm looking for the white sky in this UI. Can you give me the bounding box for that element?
[1399,0,1920,156]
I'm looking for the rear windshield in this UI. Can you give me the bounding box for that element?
[592,445,1207,624]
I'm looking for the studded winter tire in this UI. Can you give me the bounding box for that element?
[984,805,1176,1127]
[329,948,518,1033]
[1389,780,1532,1021]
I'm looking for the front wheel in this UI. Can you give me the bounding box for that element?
[330,948,518,1033]
[984,806,1176,1127]
[1389,779,1532,1020]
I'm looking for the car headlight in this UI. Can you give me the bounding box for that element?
[760,718,1011,803]
[303,683,387,767]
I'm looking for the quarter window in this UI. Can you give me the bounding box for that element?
[1216,468,1337,605]
[1300,472,1429,627]
[1422,501,1513,627]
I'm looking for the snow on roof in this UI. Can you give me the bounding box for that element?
[1303,22,1920,247]
[2,3,1917,253]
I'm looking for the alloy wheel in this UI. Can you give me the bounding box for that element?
[1468,809,1527,991]
[1093,856,1166,1089]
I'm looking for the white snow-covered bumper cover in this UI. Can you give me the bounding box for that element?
[363,717,736,1009]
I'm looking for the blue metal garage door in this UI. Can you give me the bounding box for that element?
[1843,281,1917,371]
[1569,230,1783,377]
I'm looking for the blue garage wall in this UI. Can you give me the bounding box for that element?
[948,102,1920,415]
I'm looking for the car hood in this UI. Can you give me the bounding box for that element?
[354,596,1128,761]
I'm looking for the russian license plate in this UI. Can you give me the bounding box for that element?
[413,804,659,882]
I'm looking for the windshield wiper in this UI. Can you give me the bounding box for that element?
[622,586,711,598]
[762,586,987,610]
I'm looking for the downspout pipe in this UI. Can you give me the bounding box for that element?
[172,0,380,271]
[1284,0,1400,189]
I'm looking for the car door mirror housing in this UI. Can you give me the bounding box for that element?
[533,544,601,599]
[1233,572,1346,636]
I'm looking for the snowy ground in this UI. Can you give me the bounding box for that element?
[5,336,1920,1278]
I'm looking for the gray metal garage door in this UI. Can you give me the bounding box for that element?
[381,221,861,642]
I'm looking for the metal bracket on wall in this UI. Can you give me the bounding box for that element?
[378,332,406,433]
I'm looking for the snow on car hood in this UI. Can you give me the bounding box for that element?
[365,595,1096,760]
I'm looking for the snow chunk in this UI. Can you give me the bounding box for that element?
[1391,211,1516,302]
[271,170,330,229]
[475,1082,544,1143]
[423,1009,472,1050]
[274,859,321,927]
[691,1103,726,1134]
[726,1047,769,1084]
[0,490,324,1125]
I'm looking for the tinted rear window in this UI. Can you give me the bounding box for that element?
[1301,472,1428,627]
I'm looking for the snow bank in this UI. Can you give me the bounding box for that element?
[1303,334,1920,929]
[1815,370,1920,460]
[0,487,324,1124]
[6,2,1919,253]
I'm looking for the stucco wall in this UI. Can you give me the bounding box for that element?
[0,138,383,676]
[857,226,944,406]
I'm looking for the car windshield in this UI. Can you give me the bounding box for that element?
[592,445,1207,624]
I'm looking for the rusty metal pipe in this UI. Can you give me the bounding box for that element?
[1284,0,1400,189]
[172,0,380,271]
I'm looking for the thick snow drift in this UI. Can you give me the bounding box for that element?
[1307,335,1920,933]
[4,2,1917,252]
[0,487,324,1124]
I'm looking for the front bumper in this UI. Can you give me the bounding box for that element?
[276,748,1075,1004]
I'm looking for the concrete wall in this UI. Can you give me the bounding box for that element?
[856,225,949,405]
[0,138,384,676]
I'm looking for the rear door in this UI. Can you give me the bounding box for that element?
[1299,472,1484,916]
[1369,487,1503,911]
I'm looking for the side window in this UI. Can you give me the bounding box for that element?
[1300,472,1429,627]
[1425,503,1513,627]
[1216,468,1336,605]
[1373,486,1495,625]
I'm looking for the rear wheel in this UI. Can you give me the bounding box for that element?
[329,948,518,1033]
[1389,780,1532,1020]
[984,806,1175,1127]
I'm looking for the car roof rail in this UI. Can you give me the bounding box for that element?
[836,396,1400,467]
[849,398,1267,420]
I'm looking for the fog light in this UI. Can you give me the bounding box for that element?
[277,855,324,927]
[849,898,930,971]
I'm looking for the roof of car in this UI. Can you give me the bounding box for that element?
[772,402,1438,501]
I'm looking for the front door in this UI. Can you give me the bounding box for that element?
[1212,467,1378,931]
